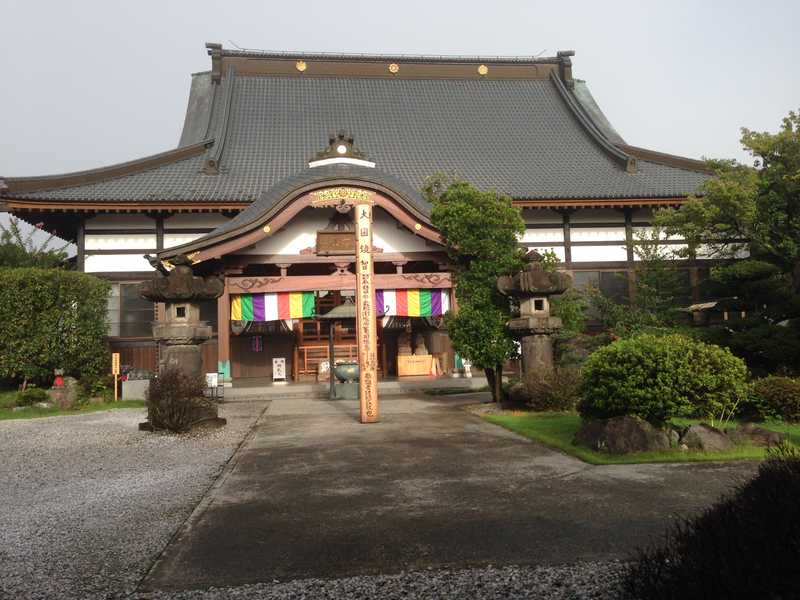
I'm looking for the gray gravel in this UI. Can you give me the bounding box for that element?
[0,398,269,600]
[142,562,628,599]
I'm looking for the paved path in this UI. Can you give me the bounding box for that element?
[142,394,756,593]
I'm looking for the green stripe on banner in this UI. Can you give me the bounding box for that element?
[241,294,254,321]
[419,289,432,316]
[302,292,315,317]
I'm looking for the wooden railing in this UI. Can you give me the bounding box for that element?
[293,344,358,379]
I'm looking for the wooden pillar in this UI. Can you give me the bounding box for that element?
[155,215,165,251]
[217,278,231,383]
[76,217,85,272]
[624,208,636,303]
[561,209,572,267]
[355,202,378,423]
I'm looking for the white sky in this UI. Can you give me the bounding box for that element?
[1,0,798,177]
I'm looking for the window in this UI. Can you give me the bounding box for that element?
[573,271,630,303]
[106,283,155,338]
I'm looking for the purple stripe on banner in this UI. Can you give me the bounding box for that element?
[430,289,442,316]
[375,290,384,315]
[252,294,266,321]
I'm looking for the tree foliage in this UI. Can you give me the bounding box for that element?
[656,109,800,292]
[0,216,69,268]
[0,268,110,386]
[426,175,525,401]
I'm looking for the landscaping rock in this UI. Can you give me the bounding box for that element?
[735,423,787,448]
[574,415,670,454]
[11,406,28,412]
[668,429,680,448]
[681,423,734,452]
[34,402,53,409]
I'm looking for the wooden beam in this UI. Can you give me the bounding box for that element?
[227,272,452,294]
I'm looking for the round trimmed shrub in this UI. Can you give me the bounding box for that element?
[579,334,748,424]
[746,376,800,422]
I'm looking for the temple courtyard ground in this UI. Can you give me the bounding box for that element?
[1,392,757,599]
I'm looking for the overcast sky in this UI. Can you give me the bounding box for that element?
[1,0,798,177]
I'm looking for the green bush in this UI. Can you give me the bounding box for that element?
[146,368,212,433]
[622,445,800,599]
[16,387,50,406]
[522,367,582,412]
[579,334,748,424]
[744,376,800,422]
[0,268,110,386]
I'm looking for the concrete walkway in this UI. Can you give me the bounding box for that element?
[142,393,756,593]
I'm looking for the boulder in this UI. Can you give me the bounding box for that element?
[681,423,734,452]
[574,415,671,454]
[734,423,787,448]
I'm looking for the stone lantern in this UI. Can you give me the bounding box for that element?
[140,255,224,378]
[497,251,572,373]
[138,255,225,429]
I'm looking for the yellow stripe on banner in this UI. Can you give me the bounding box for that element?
[231,296,242,320]
[289,292,304,318]
[407,289,421,316]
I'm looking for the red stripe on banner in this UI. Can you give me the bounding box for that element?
[396,289,408,316]
[277,292,291,319]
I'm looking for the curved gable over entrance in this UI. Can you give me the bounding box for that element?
[158,164,443,265]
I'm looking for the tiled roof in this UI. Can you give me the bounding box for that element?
[2,56,709,204]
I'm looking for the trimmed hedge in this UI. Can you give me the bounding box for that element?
[0,268,110,385]
[579,334,748,424]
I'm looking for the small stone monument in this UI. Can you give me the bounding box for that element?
[139,255,225,429]
[497,251,572,373]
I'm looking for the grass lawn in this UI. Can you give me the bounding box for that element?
[0,398,146,421]
[483,411,800,465]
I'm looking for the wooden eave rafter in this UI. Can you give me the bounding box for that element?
[512,196,689,209]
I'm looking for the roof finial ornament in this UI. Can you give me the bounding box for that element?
[206,42,223,83]
[309,131,376,169]
[557,50,575,89]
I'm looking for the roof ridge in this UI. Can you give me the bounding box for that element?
[1,140,213,195]
[202,67,236,174]
[617,144,713,174]
[549,72,637,173]
[215,47,567,65]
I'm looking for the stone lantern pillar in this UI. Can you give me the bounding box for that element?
[138,255,225,428]
[497,252,572,373]
[140,255,224,378]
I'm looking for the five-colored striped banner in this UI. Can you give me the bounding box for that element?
[375,289,450,317]
[231,292,315,321]
[232,289,452,322]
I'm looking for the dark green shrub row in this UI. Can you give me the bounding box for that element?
[579,334,748,424]
[0,268,110,385]
[622,445,800,599]
[741,376,800,422]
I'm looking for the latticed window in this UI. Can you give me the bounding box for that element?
[106,283,155,338]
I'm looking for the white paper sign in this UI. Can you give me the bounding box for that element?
[273,357,286,381]
[205,372,219,388]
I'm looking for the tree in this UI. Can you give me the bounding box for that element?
[426,176,525,402]
[656,109,800,293]
[0,216,70,268]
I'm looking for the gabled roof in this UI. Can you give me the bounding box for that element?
[1,44,711,209]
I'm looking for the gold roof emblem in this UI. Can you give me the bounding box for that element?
[295,60,307,72]
[388,63,400,74]
[478,64,489,76]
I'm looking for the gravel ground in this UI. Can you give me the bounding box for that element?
[0,398,269,600]
[142,562,629,599]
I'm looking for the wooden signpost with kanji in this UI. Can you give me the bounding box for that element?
[111,352,120,402]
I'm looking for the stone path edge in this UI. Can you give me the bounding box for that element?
[134,397,273,596]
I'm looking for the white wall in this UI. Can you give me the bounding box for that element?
[84,254,154,273]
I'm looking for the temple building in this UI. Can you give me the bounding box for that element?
[0,43,711,383]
